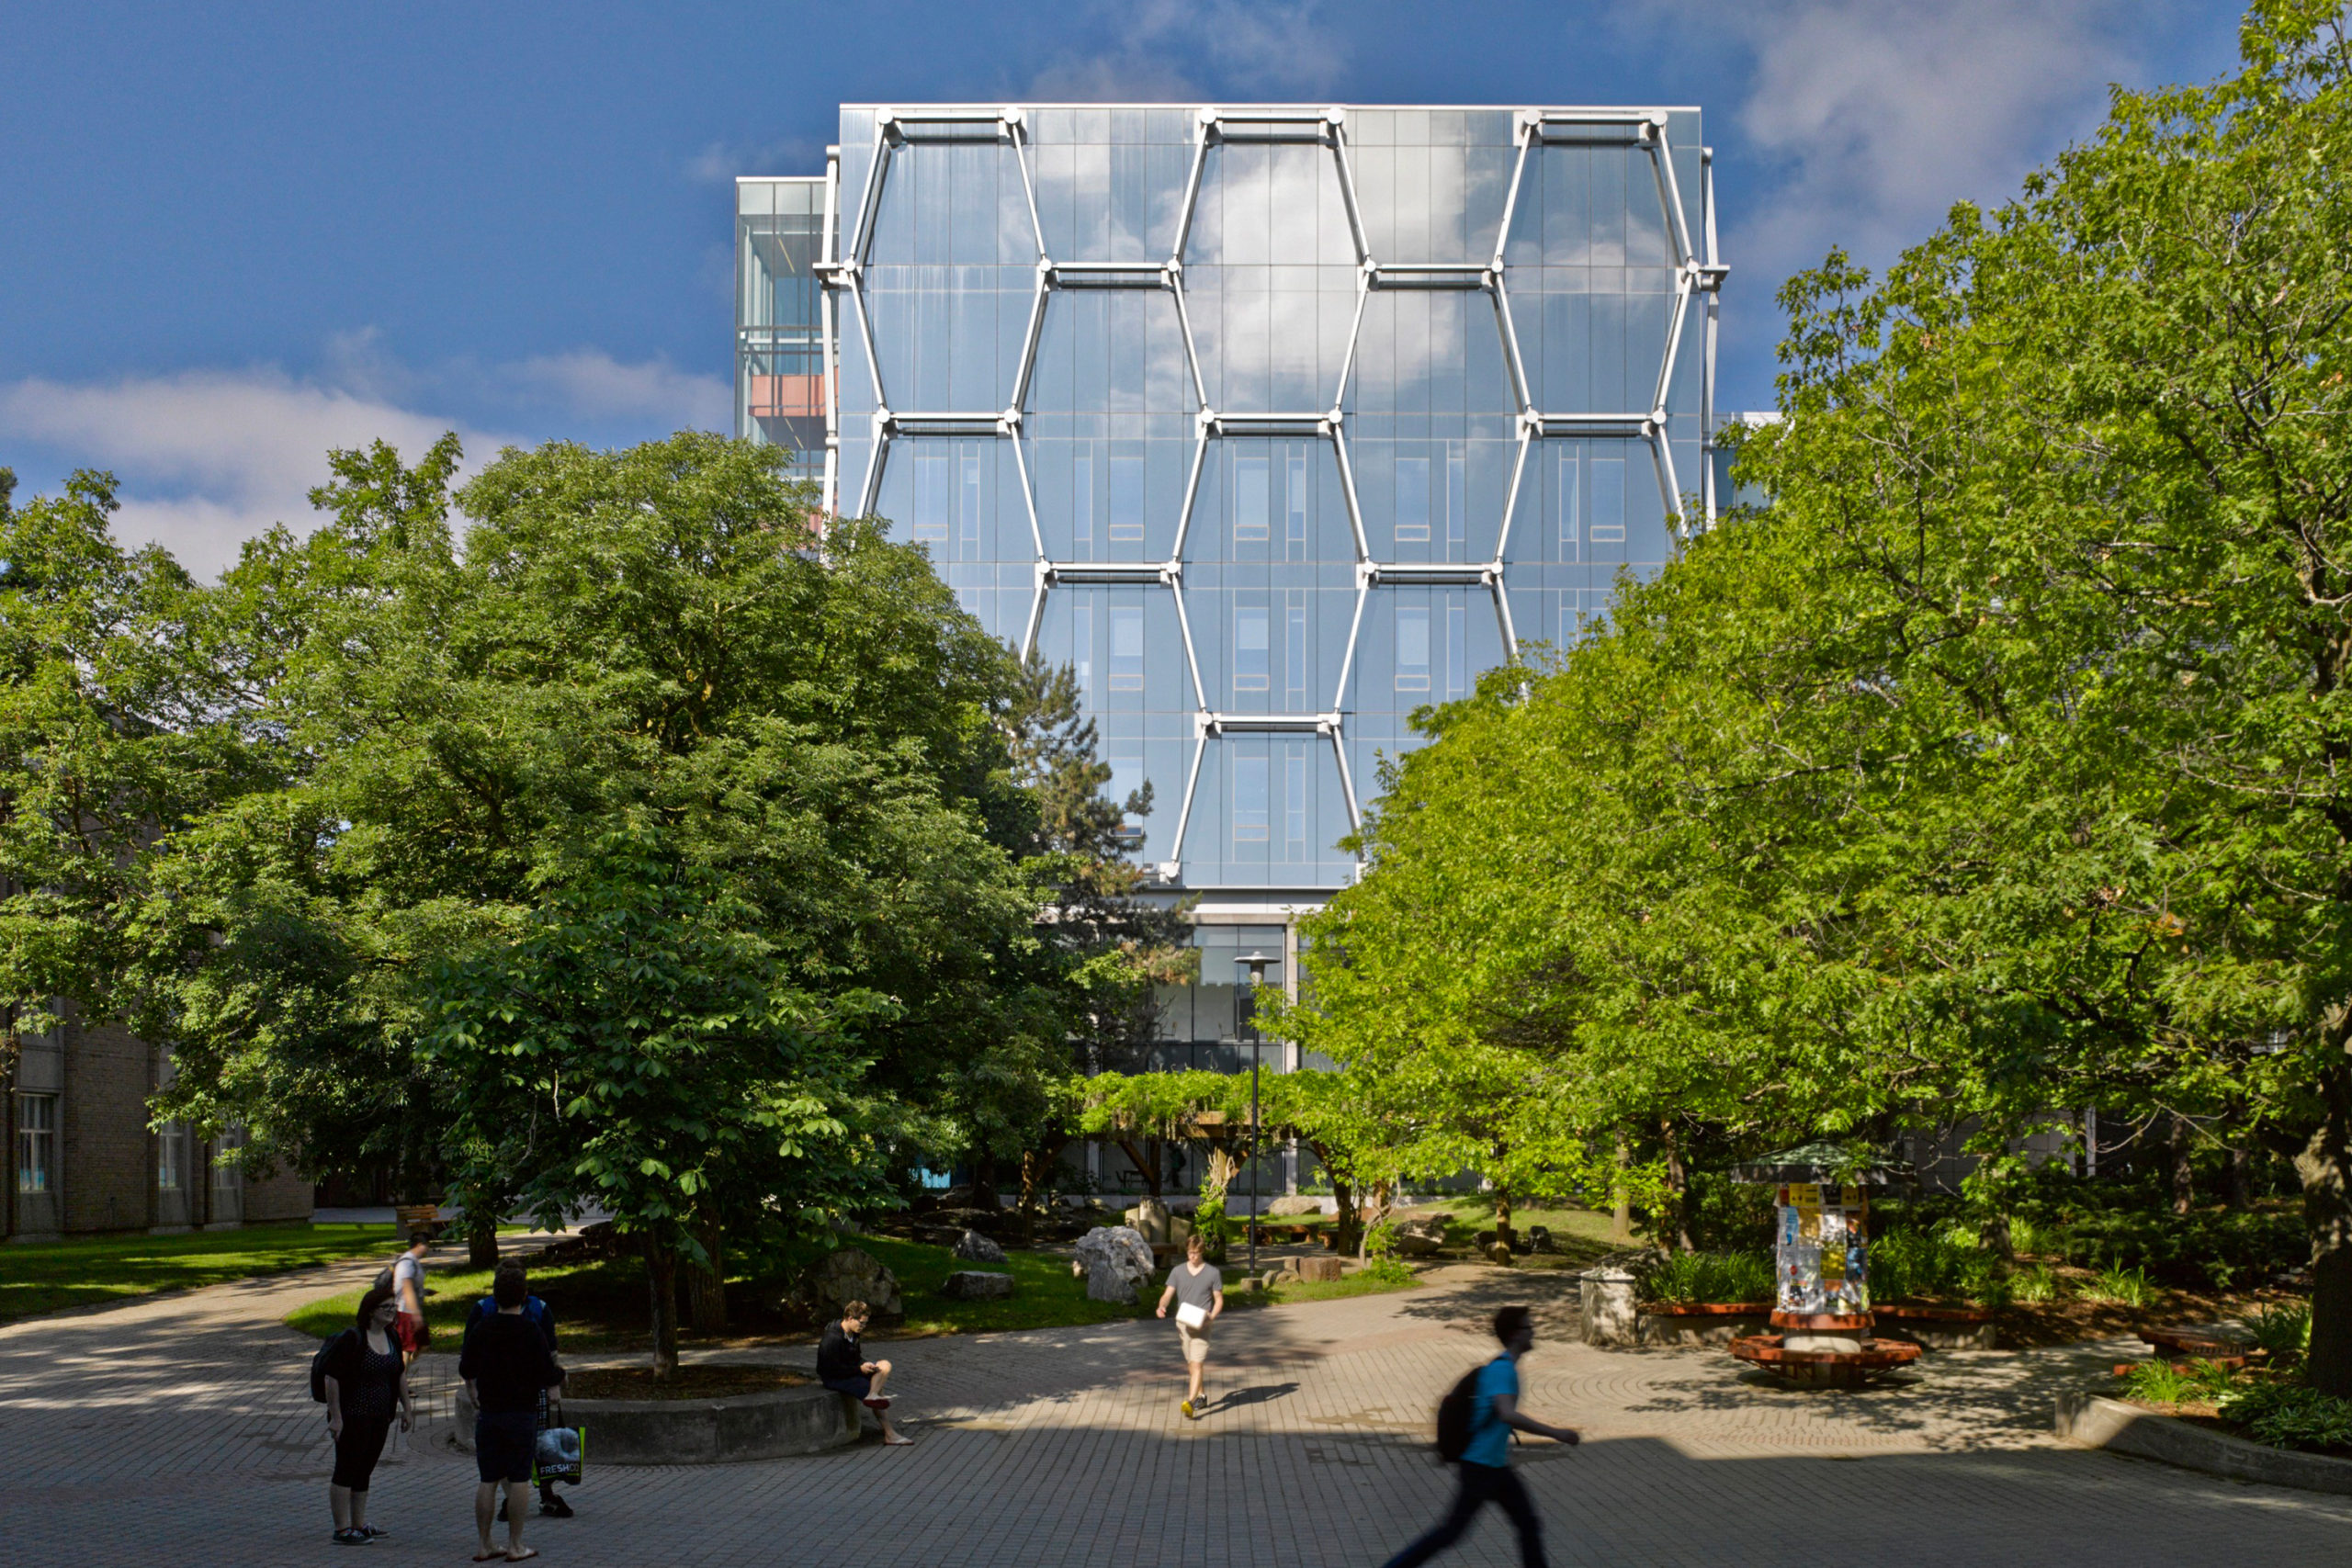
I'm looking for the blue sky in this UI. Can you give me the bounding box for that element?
[2,1,2243,575]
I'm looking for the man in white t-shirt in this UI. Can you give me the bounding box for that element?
[1154,1232,1224,1419]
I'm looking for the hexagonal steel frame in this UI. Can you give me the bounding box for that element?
[810,105,1724,881]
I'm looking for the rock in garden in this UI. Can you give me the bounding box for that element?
[941,1269,1014,1301]
[1269,1195,1325,1218]
[807,1246,903,1322]
[1526,1225,1553,1254]
[1295,1256,1343,1283]
[953,1228,1007,1264]
[1396,1233,1442,1258]
[1077,1224,1157,1303]
[1398,1216,1449,1243]
[1123,1199,1171,1244]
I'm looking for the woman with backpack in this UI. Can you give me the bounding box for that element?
[322,1283,413,1546]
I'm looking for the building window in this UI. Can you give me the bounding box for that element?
[1284,748,1308,859]
[1108,448,1145,542]
[1285,446,1309,558]
[956,446,982,559]
[1396,604,1430,692]
[1590,455,1626,543]
[1446,603,1467,698]
[1235,455,1271,542]
[1107,748,1144,822]
[1233,756,1270,842]
[211,1127,243,1190]
[16,1093,56,1194]
[158,1122,184,1190]
[1284,592,1307,706]
[1234,604,1270,692]
[911,448,949,543]
[1395,456,1430,543]
[1109,605,1145,691]
[1071,603,1093,696]
[1557,450,1580,552]
[1446,443,1466,549]
[1072,452,1093,554]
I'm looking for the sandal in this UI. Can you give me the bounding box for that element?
[862,1395,892,1411]
[333,1528,370,1546]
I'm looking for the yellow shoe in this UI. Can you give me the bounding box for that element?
[1181,1399,1195,1419]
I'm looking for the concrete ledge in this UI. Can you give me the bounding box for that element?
[457,1384,860,1465]
[2054,1391,2352,1496]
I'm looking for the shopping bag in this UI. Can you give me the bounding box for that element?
[534,1423,584,1485]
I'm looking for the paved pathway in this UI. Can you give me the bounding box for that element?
[3,1252,2347,1567]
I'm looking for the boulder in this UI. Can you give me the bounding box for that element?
[806,1247,903,1322]
[1396,1233,1443,1258]
[1077,1224,1157,1303]
[940,1269,1014,1301]
[1525,1225,1554,1254]
[953,1229,1007,1264]
[1123,1199,1171,1245]
[1294,1256,1343,1283]
[1167,1215,1193,1249]
[1268,1196,1325,1218]
[1396,1215,1450,1243]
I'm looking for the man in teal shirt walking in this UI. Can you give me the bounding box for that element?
[1382,1305,1578,1568]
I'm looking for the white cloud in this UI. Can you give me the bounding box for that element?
[499,351,730,430]
[0,344,729,581]
[0,369,514,579]
[1636,0,2154,278]
[1026,0,1349,101]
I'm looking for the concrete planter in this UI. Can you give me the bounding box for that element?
[2055,1391,2352,1496]
[455,1384,861,1465]
[1871,1303,1997,1351]
[1578,1268,1643,1348]
[1639,1303,1771,1347]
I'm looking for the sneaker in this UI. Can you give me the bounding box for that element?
[332,1527,371,1545]
[539,1495,574,1518]
[1180,1399,1195,1419]
[360,1525,390,1540]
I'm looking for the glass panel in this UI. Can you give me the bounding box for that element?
[1285,446,1309,558]
[158,1122,183,1190]
[1234,604,1270,692]
[1235,455,1271,541]
[15,1093,55,1193]
[1071,601,1093,697]
[1233,756,1270,841]
[1109,604,1145,690]
[1109,449,1145,541]
[1285,747,1309,858]
[1591,456,1626,543]
[1395,456,1430,543]
[1285,592,1308,705]
[1446,603,1467,698]
[1396,604,1430,691]
[1072,452,1093,554]
[1557,450,1581,551]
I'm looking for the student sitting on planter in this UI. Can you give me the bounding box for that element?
[818,1301,913,1446]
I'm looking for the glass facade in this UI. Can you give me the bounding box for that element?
[737,104,1724,1083]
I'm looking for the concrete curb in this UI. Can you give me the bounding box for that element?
[456,1384,861,1464]
[2054,1390,2352,1496]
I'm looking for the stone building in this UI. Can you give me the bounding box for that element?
[6,1002,311,1240]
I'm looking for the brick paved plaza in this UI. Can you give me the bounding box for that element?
[3,1247,2346,1567]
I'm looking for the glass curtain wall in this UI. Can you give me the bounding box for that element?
[740,104,1716,1085]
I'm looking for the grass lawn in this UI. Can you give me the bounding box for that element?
[287,1231,1168,1349]
[1,1224,406,1325]
[1241,1269,1426,1307]
[1260,1201,1633,1270]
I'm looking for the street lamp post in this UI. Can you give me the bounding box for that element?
[1237,952,1276,1274]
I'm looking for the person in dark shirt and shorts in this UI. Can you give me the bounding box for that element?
[323,1283,413,1546]
[818,1302,912,1446]
[459,1264,565,1562]
[466,1271,572,1518]
[1155,1232,1224,1418]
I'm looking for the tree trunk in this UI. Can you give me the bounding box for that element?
[1611,1134,1634,1245]
[1662,1119,1693,1253]
[2296,1058,2352,1400]
[2228,1146,2255,1211]
[644,1235,681,1386]
[1329,1168,1359,1258]
[467,1207,501,1271]
[969,1151,1001,1213]
[685,1198,728,1337]
[1020,1137,1070,1247]
[1493,1186,1514,1252]
[2171,1113,2197,1216]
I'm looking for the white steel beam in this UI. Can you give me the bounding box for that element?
[1166,730,1209,878]
[1328,423,1371,562]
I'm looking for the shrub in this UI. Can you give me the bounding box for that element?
[2247,1302,2312,1364]
[2010,1262,2063,1304]
[1361,1254,1416,1287]
[2220,1381,2352,1453]
[2122,1358,2235,1406]
[1644,1249,1774,1305]
[1870,1230,2000,1304]
[2085,1264,2157,1308]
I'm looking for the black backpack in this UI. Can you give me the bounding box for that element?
[1433,1359,1498,1463]
[310,1329,355,1404]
